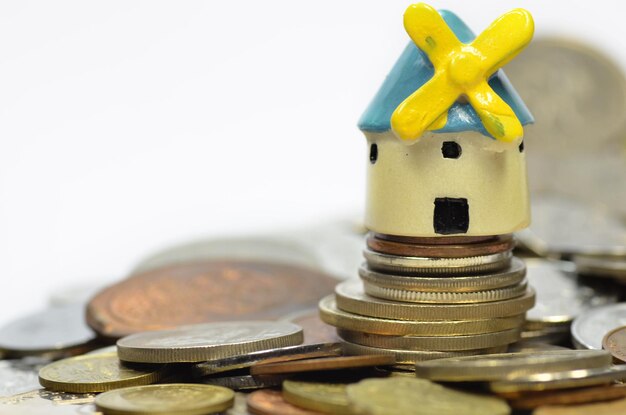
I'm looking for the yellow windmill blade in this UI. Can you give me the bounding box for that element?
[467,82,523,142]
[403,3,461,68]
[471,9,534,76]
[391,71,460,142]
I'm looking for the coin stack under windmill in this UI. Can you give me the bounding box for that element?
[320,4,538,365]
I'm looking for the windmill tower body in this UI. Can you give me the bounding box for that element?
[359,11,533,238]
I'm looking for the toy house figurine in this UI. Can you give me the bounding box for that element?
[359,4,534,237]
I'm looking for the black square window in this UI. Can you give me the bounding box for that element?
[441,141,461,159]
[434,198,469,235]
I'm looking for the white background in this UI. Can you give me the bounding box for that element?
[0,1,624,324]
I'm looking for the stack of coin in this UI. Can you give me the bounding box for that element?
[320,233,535,364]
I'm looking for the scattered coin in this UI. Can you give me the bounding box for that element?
[366,234,515,258]
[524,259,618,330]
[95,383,234,415]
[319,295,525,336]
[0,304,95,357]
[201,372,288,391]
[490,364,626,394]
[335,280,535,321]
[38,352,164,393]
[363,249,512,275]
[533,396,626,415]
[192,343,342,377]
[346,377,510,415]
[87,260,337,339]
[359,257,526,292]
[250,355,394,376]
[575,254,626,280]
[572,303,626,349]
[247,389,324,415]
[282,380,351,415]
[602,326,626,362]
[282,309,341,344]
[414,350,612,382]
[508,384,626,410]
[117,321,303,363]
[337,328,520,351]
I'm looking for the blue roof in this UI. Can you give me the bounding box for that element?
[358,10,533,137]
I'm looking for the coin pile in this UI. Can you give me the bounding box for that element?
[320,233,535,364]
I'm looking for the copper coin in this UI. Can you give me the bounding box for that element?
[249,355,395,375]
[285,309,341,345]
[603,326,626,362]
[367,234,515,258]
[509,384,626,410]
[86,260,338,339]
[373,233,498,245]
[247,389,324,415]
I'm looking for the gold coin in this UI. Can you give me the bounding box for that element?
[282,380,352,415]
[359,257,526,292]
[38,352,165,393]
[346,377,510,415]
[95,383,234,415]
[335,280,535,321]
[342,340,507,364]
[337,328,520,351]
[117,321,303,363]
[363,249,512,275]
[414,350,612,382]
[490,364,626,394]
[363,280,527,304]
[319,295,525,336]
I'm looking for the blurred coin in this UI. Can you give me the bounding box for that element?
[95,383,234,415]
[117,321,303,364]
[86,345,117,355]
[282,380,351,415]
[87,260,337,339]
[247,389,324,415]
[282,309,340,344]
[364,249,512,275]
[534,396,626,415]
[525,259,618,330]
[347,377,510,415]
[414,350,611,382]
[335,280,535,321]
[192,343,342,377]
[201,372,287,391]
[490,364,626,394]
[359,258,526,292]
[509,384,626,410]
[366,234,514,258]
[602,326,626,362]
[508,342,570,353]
[0,304,95,357]
[38,352,164,393]
[250,355,394,376]
[572,303,626,349]
[319,295,525,336]
[505,38,626,217]
[0,389,96,415]
[575,255,626,280]
[520,326,570,345]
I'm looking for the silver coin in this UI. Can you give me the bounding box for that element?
[505,38,626,217]
[524,259,618,329]
[517,195,626,258]
[117,321,303,363]
[0,304,95,355]
[0,389,97,415]
[192,342,342,377]
[572,303,626,349]
[200,372,288,391]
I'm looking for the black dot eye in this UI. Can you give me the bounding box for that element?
[369,143,378,164]
[519,140,524,153]
[441,141,461,159]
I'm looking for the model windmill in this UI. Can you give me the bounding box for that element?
[321,4,537,362]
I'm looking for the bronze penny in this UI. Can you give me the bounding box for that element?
[247,389,324,415]
[603,326,626,362]
[86,260,338,339]
[509,384,626,410]
[373,233,498,245]
[285,309,341,345]
[249,355,395,375]
[367,234,514,258]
